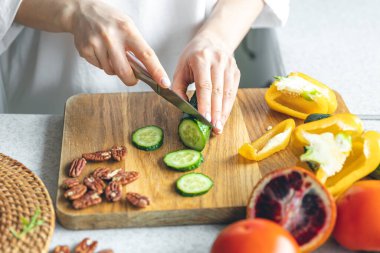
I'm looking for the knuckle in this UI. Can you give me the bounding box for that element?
[139,48,155,61]
[224,88,234,98]
[215,51,227,63]
[79,46,93,59]
[195,48,210,58]
[115,67,131,78]
[198,80,212,91]
[212,86,223,96]
[117,17,135,31]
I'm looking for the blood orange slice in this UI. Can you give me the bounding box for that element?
[247,167,336,252]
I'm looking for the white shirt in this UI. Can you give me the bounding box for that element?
[0,0,289,114]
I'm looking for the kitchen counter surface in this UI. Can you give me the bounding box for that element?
[1,113,379,252]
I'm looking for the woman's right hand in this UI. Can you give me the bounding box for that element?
[66,0,170,88]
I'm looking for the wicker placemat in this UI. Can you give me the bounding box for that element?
[0,153,55,253]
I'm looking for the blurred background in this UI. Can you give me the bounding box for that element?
[236,0,380,117]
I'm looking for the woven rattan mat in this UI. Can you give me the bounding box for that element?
[0,153,55,253]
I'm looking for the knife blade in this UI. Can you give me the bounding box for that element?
[126,52,212,127]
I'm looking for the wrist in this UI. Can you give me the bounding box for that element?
[59,0,80,33]
[193,31,235,55]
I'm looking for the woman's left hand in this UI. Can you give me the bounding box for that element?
[172,35,240,135]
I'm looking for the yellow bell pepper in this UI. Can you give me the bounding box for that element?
[239,118,295,161]
[265,72,337,119]
[293,113,380,197]
[326,131,380,197]
[293,113,364,148]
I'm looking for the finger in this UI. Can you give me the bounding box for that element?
[172,64,191,101]
[93,42,114,75]
[211,64,225,135]
[126,30,170,88]
[192,59,212,122]
[107,43,138,86]
[221,62,240,128]
[83,46,102,69]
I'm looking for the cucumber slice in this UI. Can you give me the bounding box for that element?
[179,118,210,151]
[178,93,211,151]
[176,173,214,197]
[132,125,163,151]
[163,149,203,171]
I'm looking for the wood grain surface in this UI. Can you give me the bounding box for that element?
[56,88,349,230]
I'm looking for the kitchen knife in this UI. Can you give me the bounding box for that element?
[126,52,212,127]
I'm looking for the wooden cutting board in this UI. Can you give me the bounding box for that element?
[56,88,349,229]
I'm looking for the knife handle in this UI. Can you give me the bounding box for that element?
[126,52,158,91]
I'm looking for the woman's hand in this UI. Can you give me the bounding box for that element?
[172,35,240,134]
[68,0,170,87]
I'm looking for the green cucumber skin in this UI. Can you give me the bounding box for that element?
[179,118,211,151]
[131,125,164,151]
[163,152,204,172]
[370,164,380,179]
[304,113,332,123]
[175,173,214,197]
[132,138,163,151]
[179,92,211,151]
[176,187,212,197]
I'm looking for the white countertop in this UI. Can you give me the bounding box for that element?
[1,114,379,252]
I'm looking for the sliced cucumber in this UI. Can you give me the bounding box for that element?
[178,92,211,151]
[179,118,210,151]
[176,173,214,197]
[132,125,163,151]
[163,149,203,171]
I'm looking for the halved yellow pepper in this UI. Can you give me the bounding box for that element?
[239,119,295,161]
[265,72,337,119]
[293,113,380,197]
[326,131,380,197]
[293,113,364,148]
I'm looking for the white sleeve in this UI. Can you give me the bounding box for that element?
[252,0,290,28]
[0,0,24,55]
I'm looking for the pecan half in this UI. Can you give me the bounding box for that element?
[113,170,139,185]
[72,191,102,209]
[53,245,70,253]
[62,178,80,189]
[64,184,87,200]
[92,167,110,180]
[84,176,105,194]
[74,238,98,253]
[126,192,150,208]
[111,145,127,161]
[69,158,87,177]
[98,250,114,253]
[105,181,122,202]
[82,150,111,162]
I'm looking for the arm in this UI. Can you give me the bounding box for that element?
[173,0,264,134]
[14,0,171,88]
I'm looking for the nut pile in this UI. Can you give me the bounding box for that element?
[53,238,113,253]
[63,145,150,209]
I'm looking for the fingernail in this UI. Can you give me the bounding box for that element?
[215,121,223,133]
[205,113,211,122]
[161,76,171,88]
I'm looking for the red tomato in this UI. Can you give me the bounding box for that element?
[333,180,380,251]
[211,219,300,253]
